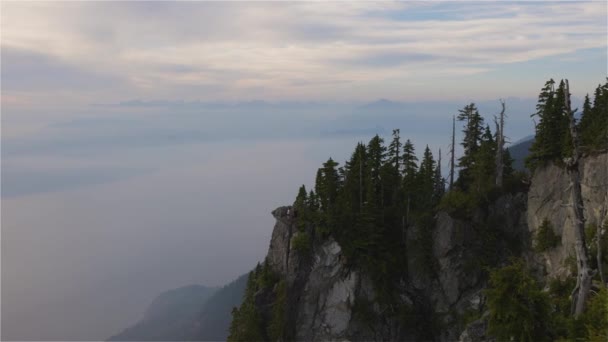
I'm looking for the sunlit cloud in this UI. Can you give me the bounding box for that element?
[1,1,606,103]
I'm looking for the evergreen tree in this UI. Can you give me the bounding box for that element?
[367,135,387,197]
[388,129,402,172]
[579,93,593,148]
[471,125,497,193]
[526,78,571,168]
[579,80,608,150]
[502,148,514,181]
[315,158,340,213]
[402,139,418,218]
[485,259,552,342]
[417,146,437,209]
[456,103,484,188]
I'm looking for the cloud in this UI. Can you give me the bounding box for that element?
[1,1,605,102]
[1,47,122,91]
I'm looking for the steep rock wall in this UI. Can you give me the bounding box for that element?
[527,153,608,278]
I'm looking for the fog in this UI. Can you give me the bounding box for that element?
[2,1,605,339]
[4,100,523,340]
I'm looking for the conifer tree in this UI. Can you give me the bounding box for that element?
[433,149,445,203]
[579,80,608,150]
[527,78,572,168]
[388,129,402,172]
[367,135,387,195]
[417,146,437,208]
[456,103,484,188]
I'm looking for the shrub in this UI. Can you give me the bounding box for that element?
[534,218,560,252]
[586,222,608,279]
[437,189,477,219]
[485,259,553,342]
[291,231,311,255]
[582,287,608,341]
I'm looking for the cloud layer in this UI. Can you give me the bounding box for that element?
[2,1,606,105]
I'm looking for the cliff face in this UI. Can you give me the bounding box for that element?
[258,152,607,341]
[527,153,608,278]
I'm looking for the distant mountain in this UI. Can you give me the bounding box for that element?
[507,135,534,172]
[108,274,248,342]
[194,273,249,341]
[108,285,217,341]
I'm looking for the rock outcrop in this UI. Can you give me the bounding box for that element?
[527,153,608,278]
[254,152,607,341]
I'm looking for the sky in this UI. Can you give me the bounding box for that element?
[1,1,607,340]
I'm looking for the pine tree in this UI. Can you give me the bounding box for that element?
[388,129,402,172]
[526,78,572,168]
[402,139,418,186]
[527,79,556,168]
[367,135,387,197]
[471,125,497,193]
[579,93,593,148]
[579,80,608,150]
[433,149,445,203]
[315,159,340,212]
[456,103,484,188]
[417,146,437,209]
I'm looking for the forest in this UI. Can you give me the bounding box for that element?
[228,79,608,342]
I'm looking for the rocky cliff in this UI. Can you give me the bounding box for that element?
[527,152,608,279]
[253,152,607,341]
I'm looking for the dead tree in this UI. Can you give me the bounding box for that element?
[564,79,596,317]
[599,205,607,286]
[449,115,456,190]
[494,100,506,187]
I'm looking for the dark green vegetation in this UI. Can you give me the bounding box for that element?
[486,259,608,342]
[228,79,608,341]
[534,218,561,252]
[228,262,282,342]
[526,79,608,170]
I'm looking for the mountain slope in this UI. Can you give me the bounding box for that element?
[194,273,249,341]
[507,135,534,171]
[108,285,217,341]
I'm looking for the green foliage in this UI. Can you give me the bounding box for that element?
[455,307,482,334]
[586,222,608,280]
[548,276,608,341]
[228,269,266,342]
[457,103,485,188]
[534,218,561,252]
[291,231,311,255]
[525,78,606,170]
[485,259,553,342]
[547,276,577,338]
[228,262,279,342]
[503,170,529,194]
[579,79,608,151]
[412,213,438,276]
[582,287,608,341]
[526,79,571,170]
[268,280,287,342]
[437,189,478,219]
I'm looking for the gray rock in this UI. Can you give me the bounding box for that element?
[527,153,608,278]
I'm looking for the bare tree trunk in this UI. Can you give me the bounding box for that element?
[494,100,506,187]
[564,79,596,317]
[599,204,607,286]
[450,115,455,190]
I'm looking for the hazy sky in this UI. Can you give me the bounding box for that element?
[1,1,607,340]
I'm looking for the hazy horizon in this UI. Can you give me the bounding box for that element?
[2,1,606,340]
